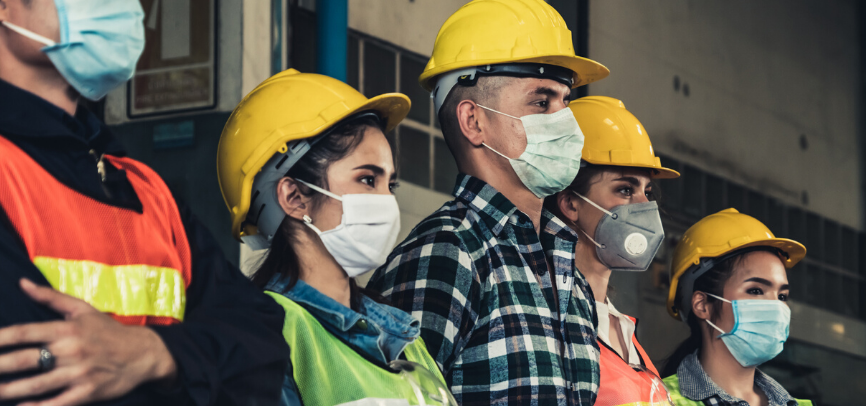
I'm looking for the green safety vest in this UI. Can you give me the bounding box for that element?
[268,292,450,405]
[662,374,813,406]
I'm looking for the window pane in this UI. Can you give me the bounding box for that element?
[433,137,459,194]
[363,42,396,97]
[803,264,825,308]
[824,220,840,266]
[705,174,725,215]
[400,54,430,125]
[787,208,805,245]
[841,227,857,272]
[841,275,859,318]
[825,271,843,314]
[682,165,702,218]
[727,183,745,213]
[397,126,430,187]
[748,190,767,225]
[767,198,785,237]
[347,34,359,89]
[806,213,823,261]
[289,8,316,73]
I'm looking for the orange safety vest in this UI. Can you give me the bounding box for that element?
[595,316,665,406]
[0,135,192,326]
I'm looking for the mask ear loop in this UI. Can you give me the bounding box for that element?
[1,21,56,46]
[700,292,732,335]
[294,179,342,235]
[570,191,618,249]
[476,105,522,159]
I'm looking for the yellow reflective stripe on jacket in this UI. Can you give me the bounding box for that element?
[34,256,186,320]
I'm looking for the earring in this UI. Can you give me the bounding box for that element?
[303,215,313,224]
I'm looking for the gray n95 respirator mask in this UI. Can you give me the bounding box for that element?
[573,192,664,272]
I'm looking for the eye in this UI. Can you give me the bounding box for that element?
[747,287,764,296]
[360,176,375,188]
[535,100,548,108]
[645,189,654,199]
[779,293,788,302]
[618,186,634,197]
[389,181,400,193]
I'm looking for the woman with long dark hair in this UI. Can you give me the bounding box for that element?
[663,209,813,406]
[545,96,680,405]
[217,69,455,406]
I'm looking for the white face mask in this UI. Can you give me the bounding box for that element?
[295,180,401,278]
[477,105,585,198]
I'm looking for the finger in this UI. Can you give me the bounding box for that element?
[0,322,69,347]
[0,366,78,400]
[20,279,95,318]
[0,348,40,375]
[18,382,93,406]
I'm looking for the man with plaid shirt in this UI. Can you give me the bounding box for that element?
[367,1,611,404]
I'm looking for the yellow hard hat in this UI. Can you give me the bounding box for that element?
[419,0,609,92]
[217,69,410,243]
[569,96,679,179]
[667,208,807,321]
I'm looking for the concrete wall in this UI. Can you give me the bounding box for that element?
[588,0,862,229]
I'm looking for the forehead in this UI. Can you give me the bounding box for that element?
[730,250,788,283]
[334,127,394,170]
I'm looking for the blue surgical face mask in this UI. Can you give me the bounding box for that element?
[703,292,791,367]
[2,0,145,101]
[477,105,585,198]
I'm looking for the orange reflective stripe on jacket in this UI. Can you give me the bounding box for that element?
[0,135,192,325]
[595,315,665,406]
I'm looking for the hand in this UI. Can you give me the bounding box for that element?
[0,279,178,406]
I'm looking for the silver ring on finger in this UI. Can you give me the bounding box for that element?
[37,347,55,372]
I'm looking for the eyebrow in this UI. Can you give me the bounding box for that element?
[743,277,787,291]
[530,86,569,100]
[353,164,385,176]
[613,176,642,187]
[354,164,398,181]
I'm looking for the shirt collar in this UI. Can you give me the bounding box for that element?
[266,277,420,339]
[677,350,797,405]
[452,173,518,237]
[0,79,124,154]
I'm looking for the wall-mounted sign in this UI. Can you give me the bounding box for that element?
[128,0,216,117]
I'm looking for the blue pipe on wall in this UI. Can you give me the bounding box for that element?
[317,0,348,82]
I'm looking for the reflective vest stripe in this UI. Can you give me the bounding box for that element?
[35,256,186,321]
[0,135,192,326]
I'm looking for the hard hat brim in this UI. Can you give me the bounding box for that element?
[419,54,610,92]
[666,237,807,320]
[228,92,411,241]
[582,159,681,179]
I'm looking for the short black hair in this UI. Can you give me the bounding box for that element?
[437,76,507,160]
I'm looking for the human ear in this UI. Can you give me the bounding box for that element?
[276,177,310,221]
[691,291,713,321]
[455,100,485,147]
[556,191,580,227]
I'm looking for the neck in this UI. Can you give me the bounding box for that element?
[699,328,759,400]
[0,47,78,115]
[461,150,544,233]
[293,226,352,308]
[574,238,611,302]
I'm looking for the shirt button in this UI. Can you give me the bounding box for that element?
[356,319,368,330]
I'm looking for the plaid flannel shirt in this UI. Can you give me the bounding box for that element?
[368,174,600,406]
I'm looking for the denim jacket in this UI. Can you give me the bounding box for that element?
[267,276,421,405]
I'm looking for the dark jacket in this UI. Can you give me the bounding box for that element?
[0,79,289,405]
